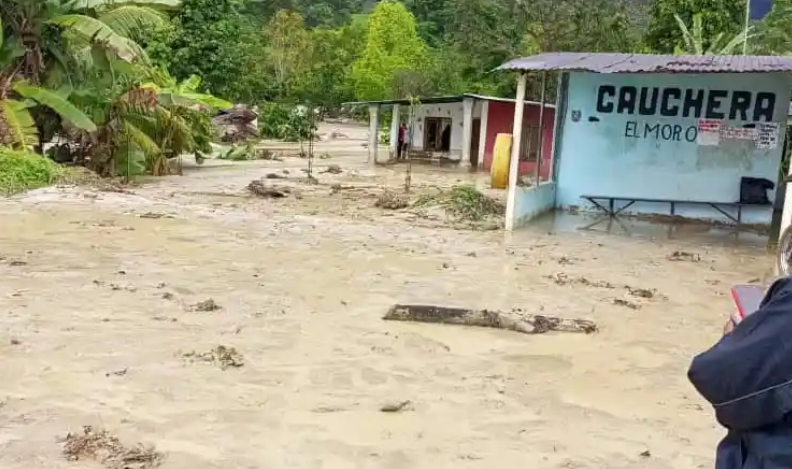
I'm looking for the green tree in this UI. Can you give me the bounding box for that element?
[401,0,452,46]
[266,10,312,98]
[243,0,365,28]
[148,0,249,101]
[351,0,428,101]
[673,13,752,54]
[0,0,169,149]
[757,0,792,55]
[644,0,743,53]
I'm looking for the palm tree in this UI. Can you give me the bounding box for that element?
[0,16,95,148]
[673,13,753,55]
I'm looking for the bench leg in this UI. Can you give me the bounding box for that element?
[612,201,636,217]
[585,198,613,216]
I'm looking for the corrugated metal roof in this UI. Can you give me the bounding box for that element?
[344,93,554,108]
[496,52,792,74]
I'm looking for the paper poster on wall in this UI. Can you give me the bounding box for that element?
[722,127,758,140]
[756,122,780,149]
[697,119,721,146]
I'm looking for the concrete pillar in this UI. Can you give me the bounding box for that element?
[462,98,474,165]
[534,72,547,183]
[780,170,792,243]
[389,105,400,159]
[368,104,379,165]
[477,100,489,170]
[505,73,528,231]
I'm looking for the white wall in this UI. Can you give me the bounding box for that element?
[409,101,482,153]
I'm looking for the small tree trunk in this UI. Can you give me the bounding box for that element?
[383,304,597,335]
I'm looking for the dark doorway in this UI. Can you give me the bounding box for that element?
[424,117,452,151]
[470,118,481,168]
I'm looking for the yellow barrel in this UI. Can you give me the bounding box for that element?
[490,133,512,189]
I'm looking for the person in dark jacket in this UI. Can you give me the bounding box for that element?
[688,276,792,469]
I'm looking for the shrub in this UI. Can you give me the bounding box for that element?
[0,148,63,195]
[414,185,504,221]
[258,103,317,142]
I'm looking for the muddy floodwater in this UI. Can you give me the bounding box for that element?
[0,125,776,468]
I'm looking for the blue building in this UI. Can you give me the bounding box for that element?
[495,53,792,234]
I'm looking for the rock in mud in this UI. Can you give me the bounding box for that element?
[138,212,173,219]
[322,164,343,174]
[329,130,349,139]
[257,149,283,161]
[626,286,659,299]
[181,345,244,370]
[189,299,221,312]
[375,191,408,210]
[380,400,413,413]
[668,251,701,262]
[63,426,163,469]
[547,273,614,289]
[613,298,641,310]
[247,180,290,198]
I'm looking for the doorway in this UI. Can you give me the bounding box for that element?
[424,117,452,152]
[470,118,481,167]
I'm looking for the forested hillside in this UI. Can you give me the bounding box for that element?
[3,0,792,174]
[137,0,792,107]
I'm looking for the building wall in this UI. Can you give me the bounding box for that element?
[483,101,555,179]
[514,182,557,226]
[555,71,792,224]
[409,102,482,155]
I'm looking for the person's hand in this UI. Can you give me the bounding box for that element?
[724,311,743,335]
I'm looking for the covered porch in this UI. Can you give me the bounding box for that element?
[495,52,792,237]
[348,94,554,176]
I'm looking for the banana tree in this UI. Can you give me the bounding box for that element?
[0,16,96,149]
[673,13,753,55]
[1,0,175,151]
[67,63,228,178]
[2,0,177,83]
[136,68,231,174]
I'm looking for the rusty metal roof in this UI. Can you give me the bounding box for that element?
[343,94,554,108]
[496,52,792,74]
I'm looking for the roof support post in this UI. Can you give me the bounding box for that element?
[368,104,380,165]
[389,104,400,160]
[535,71,547,183]
[462,97,474,165]
[505,72,528,231]
[477,99,489,171]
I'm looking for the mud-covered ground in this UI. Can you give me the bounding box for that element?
[0,124,775,469]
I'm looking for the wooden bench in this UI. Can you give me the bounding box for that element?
[580,194,770,229]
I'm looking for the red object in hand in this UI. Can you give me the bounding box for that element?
[730,285,764,322]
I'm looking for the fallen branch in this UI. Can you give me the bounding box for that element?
[383,304,597,334]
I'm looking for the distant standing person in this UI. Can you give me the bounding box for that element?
[397,123,407,160]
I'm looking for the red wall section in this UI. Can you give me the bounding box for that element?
[482,101,555,181]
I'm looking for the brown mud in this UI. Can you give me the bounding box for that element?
[0,123,775,468]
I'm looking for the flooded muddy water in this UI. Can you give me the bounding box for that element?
[0,127,776,468]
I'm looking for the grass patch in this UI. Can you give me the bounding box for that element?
[414,185,504,221]
[0,148,63,196]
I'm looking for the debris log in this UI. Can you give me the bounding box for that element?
[383,304,597,334]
